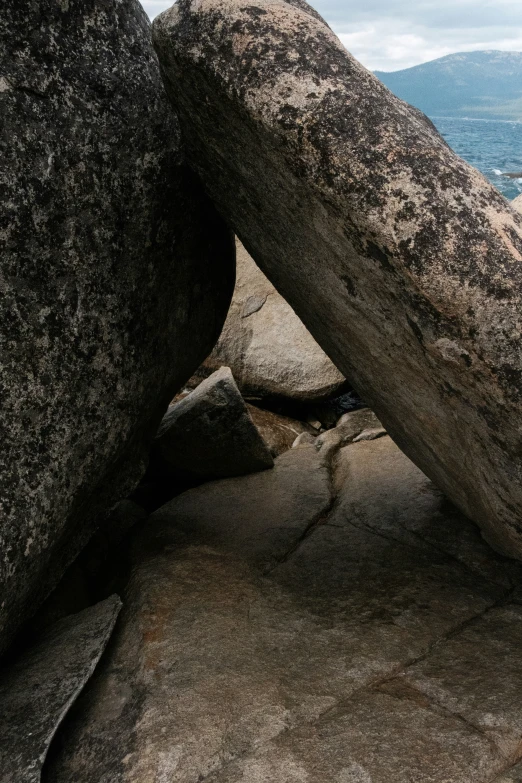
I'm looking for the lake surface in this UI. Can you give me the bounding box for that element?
[430,116,522,201]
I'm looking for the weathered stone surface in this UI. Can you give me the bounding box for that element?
[0,596,121,783]
[48,435,520,782]
[203,239,344,400]
[205,689,501,783]
[512,194,522,213]
[246,403,314,456]
[46,442,335,782]
[0,0,234,653]
[153,0,522,559]
[321,407,384,450]
[329,436,522,589]
[403,603,522,759]
[493,760,522,782]
[149,435,333,569]
[151,367,273,481]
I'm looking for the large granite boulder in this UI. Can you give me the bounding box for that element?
[0,0,234,654]
[153,0,522,558]
[512,194,522,213]
[203,239,345,400]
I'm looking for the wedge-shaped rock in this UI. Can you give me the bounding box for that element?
[0,0,234,653]
[0,596,121,783]
[512,194,522,213]
[151,367,274,481]
[153,0,522,558]
[203,239,345,400]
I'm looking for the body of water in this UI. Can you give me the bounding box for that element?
[430,116,522,201]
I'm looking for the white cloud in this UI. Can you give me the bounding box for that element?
[141,0,522,72]
[142,0,172,18]
[339,25,522,71]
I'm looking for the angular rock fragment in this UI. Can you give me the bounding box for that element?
[512,194,522,213]
[153,0,522,558]
[306,389,365,430]
[335,408,384,442]
[292,431,318,448]
[0,0,234,652]
[0,596,121,783]
[203,239,344,400]
[151,367,274,482]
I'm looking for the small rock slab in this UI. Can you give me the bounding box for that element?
[0,595,121,783]
[151,366,274,482]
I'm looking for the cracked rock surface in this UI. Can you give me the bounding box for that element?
[153,0,522,559]
[0,0,234,653]
[203,239,345,400]
[47,419,522,783]
[0,596,121,783]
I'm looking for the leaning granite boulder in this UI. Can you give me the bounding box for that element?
[512,194,522,213]
[0,0,234,654]
[151,367,274,482]
[203,239,345,400]
[153,0,522,558]
[0,596,121,783]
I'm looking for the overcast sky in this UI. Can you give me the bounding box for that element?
[143,0,522,71]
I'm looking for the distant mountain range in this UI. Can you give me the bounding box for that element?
[375,51,522,121]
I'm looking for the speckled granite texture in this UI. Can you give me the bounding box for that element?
[153,0,522,559]
[0,0,235,655]
[0,596,121,783]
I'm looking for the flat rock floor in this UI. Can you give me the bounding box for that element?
[47,434,522,782]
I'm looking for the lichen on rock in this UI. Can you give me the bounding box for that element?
[153,0,522,559]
